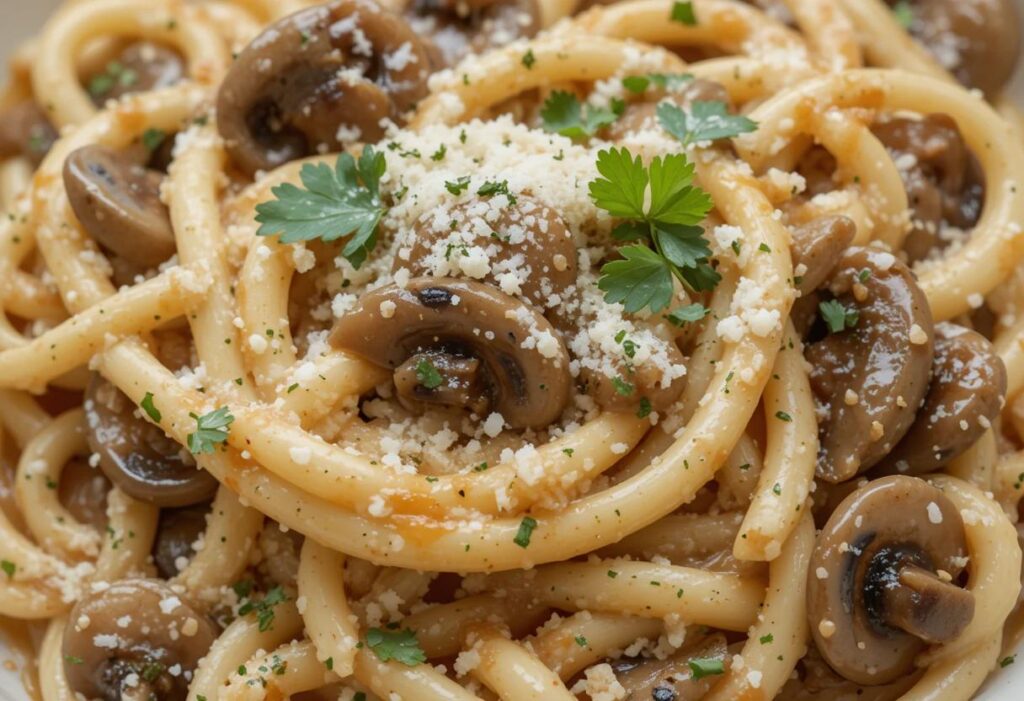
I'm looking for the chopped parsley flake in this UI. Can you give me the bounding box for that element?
[187,406,234,454]
[140,392,161,423]
[365,627,426,666]
[819,299,859,333]
[415,359,444,389]
[688,657,725,679]
[513,516,538,548]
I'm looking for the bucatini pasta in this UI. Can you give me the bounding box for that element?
[0,0,1023,699]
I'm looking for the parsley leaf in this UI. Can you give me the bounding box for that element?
[476,179,517,205]
[590,148,719,312]
[445,176,471,195]
[760,633,774,644]
[892,0,913,29]
[622,73,694,94]
[187,406,234,454]
[670,1,697,25]
[88,61,137,98]
[514,516,538,548]
[141,128,167,153]
[818,299,859,333]
[688,657,725,679]
[238,586,288,632]
[365,628,426,666]
[0,560,14,579]
[140,392,161,423]
[666,303,709,326]
[657,101,758,147]
[255,147,387,269]
[416,359,443,389]
[540,91,622,140]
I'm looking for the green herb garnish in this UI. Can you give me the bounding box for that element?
[186,406,234,454]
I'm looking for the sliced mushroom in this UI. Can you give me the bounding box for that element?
[604,78,730,142]
[877,323,1006,475]
[58,459,111,531]
[330,277,572,429]
[778,646,920,700]
[63,578,216,701]
[216,0,434,175]
[85,376,217,507]
[871,114,983,263]
[808,476,973,685]
[402,0,540,66]
[86,42,185,106]
[153,503,209,579]
[0,102,57,165]
[886,0,1020,94]
[63,145,176,270]
[806,247,934,482]
[396,195,578,324]
[582,344,688,415]
[791,215,856,296]
[610,633,729,700]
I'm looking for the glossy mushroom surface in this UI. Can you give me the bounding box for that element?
[0,102,57,165]
[878,323,1006,475]
[807,476,974,685]
[806,247,934,482]
[87,42,185,106]
[330,277,572,429]
[871,114,982,263]
[609,633,729,699]
[887,0,1020,95]
[85,376,217,507]
[216,0,434,175]
[62,578,216,701]
[58,459,111,531]
[403,0,541,66]
[791,215,856,296]
[62,144,176,270]
[153,503,210,579]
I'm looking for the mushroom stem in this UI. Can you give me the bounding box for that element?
[881,564,974,644]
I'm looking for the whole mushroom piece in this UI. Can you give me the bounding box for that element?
[216,0,435,175]
[86,42,185,106]
[402,0,541,66]
[0,102,57,165]
[807,475,974,685]
[85,376,218,508]
[805,247,934,483]
[330,277,572,429]
[878,323,1006,476]
[62,578,216,701]
[153,503,210,579]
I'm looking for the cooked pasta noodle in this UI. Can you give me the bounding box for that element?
[0,0,1023,700]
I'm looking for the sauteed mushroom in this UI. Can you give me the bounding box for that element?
[59,459,111,531]
[63,578,216,701]
[331,277,572,429]
[808,476,974,684]
[0,102,57,165]
[871,114,982,262]
[878,323,1006,475]
[886,0,1020,94]
[397,196,578,323]
[609,633,728,699]
[403,0,541,66]
[806,247,934,482]
[63,145,176,270]
[604,78,730,142]
[85,376,217,507]
[86,42,185,106]
[791,215,856,296]
[216,0,434,175]
[153,503,209,579]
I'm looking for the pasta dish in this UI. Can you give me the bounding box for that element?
[1,0,1024,698]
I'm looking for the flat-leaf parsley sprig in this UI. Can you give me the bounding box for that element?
[540,90,624,140]
[657,100,758,147]
[254,146,387,269]
[591,147,720,313]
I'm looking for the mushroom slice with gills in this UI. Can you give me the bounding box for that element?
[330,277,572,429]
[791,215,856,296]
[877,323,1006,476]
[609,633,728,700]
[805,246,934,483]
[86,41,185,106]
[63,144,176,270]
[216,0,434,176]
[62,578,217,701]
[870,114,983,263]
[807,475,974,685]
[85,376,218,508]
[153,502,210,579]
[58,458,111,531]
[402,0,540,66]
[0,101,57,165]
[396,195,578,326]
[603,78,730,142]
[885,0,1020,95]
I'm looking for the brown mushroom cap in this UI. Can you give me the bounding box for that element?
[610,633,729,699]
[808,475,974,685]
[887,0,1020,95]
[330,277,572,429]
[396,195,578,324]
[0,102,57,165]
[216,0,434,175]
[63,578,216,701]
[63,144,176,270]
[806,247,935,483]
[87,42,185,106]
[403,0,540,66]
[85,376,217,508]
[603,78,730,142]
[876,323,1006,476]
[153,503,210,579]
[871,114,982,263]
[791,215,856,296]
[58,459,111,531]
